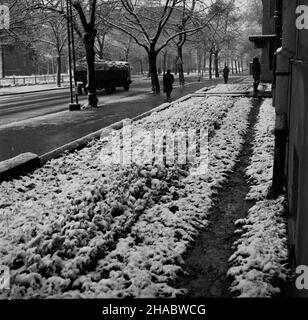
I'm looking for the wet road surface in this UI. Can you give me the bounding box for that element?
[0,75,244,162]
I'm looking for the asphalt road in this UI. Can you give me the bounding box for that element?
[0,77,155,126]
[0,75,245,162]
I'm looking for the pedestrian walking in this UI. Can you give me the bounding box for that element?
[163,69,175,102]
[223,65,230,84]
[252,57,262,94]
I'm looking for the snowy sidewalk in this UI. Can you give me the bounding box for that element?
[228,99,289,297]
[0,83,70,96]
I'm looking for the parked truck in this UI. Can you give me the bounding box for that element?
[75,59,132,95]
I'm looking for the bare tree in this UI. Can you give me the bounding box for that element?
[173,0,198,86]
[105,0,211,93]
[0,0,38,45]
[94,2,116,60]
[70,0,99,107]
[191,0,237,79]
[24,0,117,107]
[95,30,109,60]
[32,13,68,87]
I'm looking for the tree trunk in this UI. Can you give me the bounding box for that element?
[148,48,160,93]
[201,53,206,80]
[177,44,185,86]
[231,59,234,74]
[66,56,69,74]
[163,51,167,74]
[97,33,106,60]
[0,46,5,78]
[235,60,238,73]
[214,50,219,78]
[56,55,61,87]
[125,37,132,62]
[53,59,56,75]
[197,49,202,75]
[140,59,143,75]
[209,51,212,80]
[84,30,98,107]
[174,57,178,75]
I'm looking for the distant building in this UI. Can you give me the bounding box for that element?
[249,0,276,82]
[0,44,36,78]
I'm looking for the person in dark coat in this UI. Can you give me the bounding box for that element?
[163,69,175,102]
[223,65,230,84]
[252,57,262,93]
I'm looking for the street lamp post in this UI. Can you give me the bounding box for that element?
[66,0,80,111]
[69,0,79,106]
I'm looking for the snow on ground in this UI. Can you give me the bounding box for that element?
[0,84,69,95]
[0,90,253,298]
[245,99,276,201]
[206,84,251,93]
[227,99,290,297]
[68,97,252,298]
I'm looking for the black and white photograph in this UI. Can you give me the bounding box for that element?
[0,0,307,318]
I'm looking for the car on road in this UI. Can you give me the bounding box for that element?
[75,59,132,95]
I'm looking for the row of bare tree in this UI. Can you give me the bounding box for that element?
[1,0,262,107]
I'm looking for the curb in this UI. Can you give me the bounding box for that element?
[40,120,124,165]
[0,86,70,97]
[0,90,203,182]
[40,92,196,164]
[0,153,41,181]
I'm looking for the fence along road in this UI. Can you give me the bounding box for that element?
[0,74,70,87]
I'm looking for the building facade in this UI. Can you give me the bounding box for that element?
[266,0,308,296]
[0,44,36,78]
[281,0,308,292]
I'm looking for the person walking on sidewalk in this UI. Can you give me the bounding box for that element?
[252,57,262,94]
[223,65,230,84]
[163,69,175,102]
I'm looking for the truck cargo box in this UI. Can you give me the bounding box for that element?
[75,59,132,94]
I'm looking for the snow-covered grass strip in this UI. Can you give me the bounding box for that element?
[206,84,251,93]
[0,94,252,298]
[0,96,232,250]
[134,95,232,134]
[54,97,252,298]
[228,99,290,298]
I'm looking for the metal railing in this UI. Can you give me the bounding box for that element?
[0,74,70,87]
